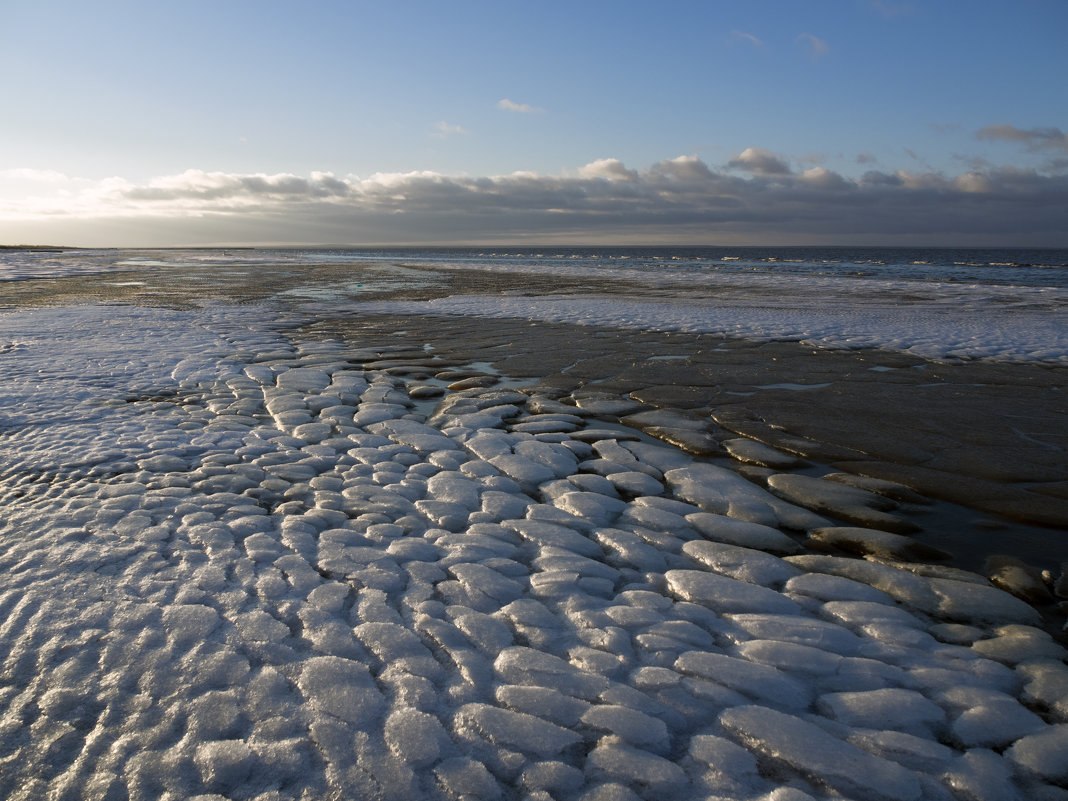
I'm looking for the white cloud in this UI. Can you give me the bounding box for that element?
[649,155,718,183]
[431,121,467,138]
[576,159,639,182]
[728,147,792,176]
[0,168,73,183]
[2,155,1066,246]
[893,169,947,191]
[796,33,829,58]
[497,98,543,114]
[800,166,850,191]
[955,171,994,193]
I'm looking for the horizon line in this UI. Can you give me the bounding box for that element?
[5,242,1067,252]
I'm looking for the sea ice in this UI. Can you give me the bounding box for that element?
[455,702,582,757]
[1018,660,1068,720]
[676,651,813,710]
[942,748,1021,801]
[786,555,1042,625]
[504,519,604,558]
[586,741,688,794]
[682,540,803,586]
[665,569,802,615]
[941,686,1047,748]
[298,655,385,725]
[554,491,628,526]
[494,647,609,700]
[733,639,843,676]
[686,512,803,554]
[768,473,917,533]
[1005,725,1068,782]
[818,687,946,734]
[2,296,1063,801]
[719,705,923,801]
[970,624,1068,665]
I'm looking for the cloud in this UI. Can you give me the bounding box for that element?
[976,124,1068,153]
[431,121,467,138]
[730,30,762,47]
[954,171,994,194]
[575,159,639,182]
[800,166,850,191]
[120,170,353,203]
[0,168,73,183]
[796,33,829,57]
[497,99,543,114]
[856,152,878,165]
[649,155,719,183]
[728,147,792,176]
[3,155,1067,247]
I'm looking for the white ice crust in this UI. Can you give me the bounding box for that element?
[0,302,1064,800]
[357,288,1068,365]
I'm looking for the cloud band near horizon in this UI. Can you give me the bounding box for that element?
[2,152,1066,247]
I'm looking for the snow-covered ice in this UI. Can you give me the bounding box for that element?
[0,301,1065,800]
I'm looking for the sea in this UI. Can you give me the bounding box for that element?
[308,245,1068,286]
[2,244,1068,286]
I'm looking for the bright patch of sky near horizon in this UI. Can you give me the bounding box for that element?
[0,0,1065,246]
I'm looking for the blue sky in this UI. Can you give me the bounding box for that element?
[1,0,1066,246]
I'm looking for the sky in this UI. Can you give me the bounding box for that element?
[1,0,1066,247]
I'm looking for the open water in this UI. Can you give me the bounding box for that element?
[3,245,1067,287]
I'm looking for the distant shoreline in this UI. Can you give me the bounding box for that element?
[5,243,1068,253]
[0,244,71,251]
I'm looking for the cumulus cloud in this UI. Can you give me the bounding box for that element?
[649,155,719,183]
[728,147,792,176]
[575,159,639,182]
[497,99,543,114]
[3,154,1067,247]
[800,166,851,191]
[977,124,1068,153]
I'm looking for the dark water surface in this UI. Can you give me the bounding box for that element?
[3,245,1068,287]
